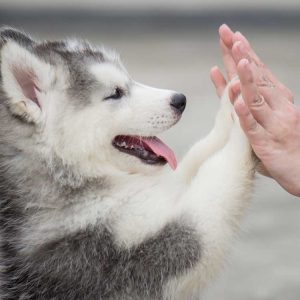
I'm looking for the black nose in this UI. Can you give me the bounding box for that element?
[170,93,186,114]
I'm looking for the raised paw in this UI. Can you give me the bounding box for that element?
[214,77,238,131]
[227,78,244,125]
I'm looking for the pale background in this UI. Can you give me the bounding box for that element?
[1,0,300,11]
[0,1,300,299]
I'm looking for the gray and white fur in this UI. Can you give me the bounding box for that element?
[0,27,255,300]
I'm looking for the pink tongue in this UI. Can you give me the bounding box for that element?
[142,137,177,170]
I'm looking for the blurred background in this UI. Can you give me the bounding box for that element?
[1,1,300,299]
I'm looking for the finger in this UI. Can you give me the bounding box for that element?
[233,32,259,64]
[258,78,294,104]
[220,39,237,80]
[233,35,275,80]
[232,41,249,64]
[237,59,278,132]
[258,86,291,111]
[210,66,227,98]
[232,40,295,105]
[229,80,241,104]
[233,31,293,100]
[219,24,235,49]
[284,87,294,103]
[235,100,272,178]
[232,43,286,109]
[234,98,267,144]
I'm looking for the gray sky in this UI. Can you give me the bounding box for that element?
[1,0,300,11]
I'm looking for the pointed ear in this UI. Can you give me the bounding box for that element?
[1,31,53,123]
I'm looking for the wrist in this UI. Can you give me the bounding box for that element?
[282,180,300,197]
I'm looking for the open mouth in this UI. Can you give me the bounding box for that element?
[112,135,177,170]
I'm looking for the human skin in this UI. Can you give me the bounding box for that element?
[210,24,300,197]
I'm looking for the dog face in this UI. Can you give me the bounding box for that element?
[0,28,186,177]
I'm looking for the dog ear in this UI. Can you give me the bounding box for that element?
[0,28,54,123]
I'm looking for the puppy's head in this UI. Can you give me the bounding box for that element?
[0,27,186,177]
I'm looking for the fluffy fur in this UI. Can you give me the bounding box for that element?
[0,27,255,299]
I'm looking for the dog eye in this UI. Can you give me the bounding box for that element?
[104,87,124,100]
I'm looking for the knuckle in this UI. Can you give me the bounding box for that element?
[283,104,300,122]
[253,58,265,69]
[280,86,294,103]
[250,94,265,108]
[271,115,297,143]
[290,108,300,124]
[258,62,266,69]
[287,90,294,103]
[257,75,275,88]
[246,74,255,84]
[273,126,288,142]
[247,119,258,133]
[291,107,299,118]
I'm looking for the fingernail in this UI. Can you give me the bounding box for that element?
[219,23,233,35]
[221,23,231,30]
[240,58,249,67]
[210,65,218,74]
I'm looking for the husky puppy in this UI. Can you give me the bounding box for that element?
[0,27,255,300]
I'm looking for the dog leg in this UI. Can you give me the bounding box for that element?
[180,105,255,286]
[176,82,236,183]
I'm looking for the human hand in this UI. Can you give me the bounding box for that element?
[210,24,271,176]
[211,24,300,196]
